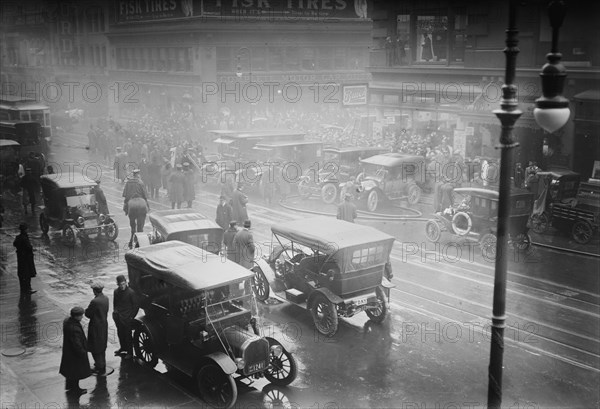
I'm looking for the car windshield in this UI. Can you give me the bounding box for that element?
[171,231,221,253]
[63,186,94,208]
[323,151,340,164]
[362,163,387,179]
[204,278,257,324]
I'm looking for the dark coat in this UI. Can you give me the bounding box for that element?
[337,201,357,223]
[147,162,162,188]
[127,197,148,219]
[169,171,185,203]
[93,186,109,215]
[223,226,238,262]
[216,202,233,230]
[183,170,196,201]
[114,152,128,181]
[233,228,255,269]
[113,286,138,329]
[59,317,92,380]
[122,178,148,203]
[85,293,109,353]
[231,189,249,223]
[13,232,37,279]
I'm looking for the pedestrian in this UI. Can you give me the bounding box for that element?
[122,169,148,214]
[113,275,138,360]
[114,147,128,183]
[147,157,162,199]
[215,195,233,231]
[13,223,37,295]
[20,168,37,214]
[231,183,249,224]
[223,220,238,262]
[92,180,109,215]
[337,193,357,223]
[161,161,172,198]
[85,282,109,375]
[233,219,255,269]
[168,163,185,209]
[59,306,91,395]
[182,162,196,208]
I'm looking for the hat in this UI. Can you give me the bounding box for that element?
[70,306,84,317]
[219,195,226,200]
[90,281,104,290]
[95,179,101,185]
[229,220,237,227]
[116,275,127,284]
[19,223,28,231]
[243,220,251,228]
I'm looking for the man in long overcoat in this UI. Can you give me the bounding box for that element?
[147,157,162,199]
[337,193,357,223]
[216,195,233,231]
[114,148,128,183]
[92,180,109,215]
[85,282,109,375]
[169,164,185,209]
[113,275,138,359]
[59,306,91,394]
[223,221,238,262]
[233,220,255,269]
[231,183,249,223]
[13,223,37,294]
[182,162,196,208]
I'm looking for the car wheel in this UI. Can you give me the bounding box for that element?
[451,212,472,236]
[310,293,338,337]
[513,233,532,252]
[195,364,237,409]
[407,183,421,205]
[297,179,312,199]
[133,326,158,368]
[572,221,593,244]
[265,339,298,386]
[480,233,497,259]
[262,385,293,409]
[251,267,270,302]
[366,190,379,212]
[62,225,76,247]
[530,213,549,234]
[365,286,388,323]
[39,214,49,234]
[321,183,337,204]
[425,220,441,243]
[104,221,119,241]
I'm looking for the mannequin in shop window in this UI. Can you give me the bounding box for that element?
[421,34,433,62]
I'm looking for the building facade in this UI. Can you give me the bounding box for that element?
[368,0,600,179]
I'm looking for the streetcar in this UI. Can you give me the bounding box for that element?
[0,94,52,142]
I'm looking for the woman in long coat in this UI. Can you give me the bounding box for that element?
[59,306,91,394]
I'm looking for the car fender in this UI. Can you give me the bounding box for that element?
[133,232,151,247]
[306,287,344,309]
[201,352,237,375]
[254,258,276,285]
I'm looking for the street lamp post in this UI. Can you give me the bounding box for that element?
[236,47,253,125]
[487,1,568,408]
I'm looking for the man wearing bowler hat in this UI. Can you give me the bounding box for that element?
[85,281,109,375]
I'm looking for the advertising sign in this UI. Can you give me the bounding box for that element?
[342,84,368,106]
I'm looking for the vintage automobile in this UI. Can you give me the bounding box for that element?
[39,174,118,246]
[355,153,427,211]
[133,209,223,254]
[530,170,599,244]
[425,187,534,256]
[251,217,395,337]
[126,241,297,409]
[297,146,389,204]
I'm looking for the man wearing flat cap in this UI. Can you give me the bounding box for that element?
[59,306,91,395]
[85,281,109,375]
[233,220,255,269]
[13,223,37,294]
[113,275,138,359]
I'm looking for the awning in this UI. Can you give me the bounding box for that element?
[213,138,235,144]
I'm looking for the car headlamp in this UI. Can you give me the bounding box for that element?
[234,358,245,370]
[270,345,283,356]
[76,216,85,226]
[99,214,106,223]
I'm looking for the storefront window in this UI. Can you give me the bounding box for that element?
[217,47,232,71]
[334,48,346,70]
[284,47,300,70]
[268,47,284,71]
[416,15,448,63]
[301,47,315,70]
[318,47,334,70]
[251,47,266,71]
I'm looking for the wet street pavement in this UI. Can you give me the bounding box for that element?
[1,129,599,409]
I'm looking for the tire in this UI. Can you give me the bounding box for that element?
[104,221,119,241]
[452,212,473,236]
[530,213,549,234]
[513,233,532,252]
[572,220,593,244]
[480,233,497,259]
[265,340,298,386]
[62,225,77,247]
[366,190,380,212]
[133,326,158,368]
[39,214,49,234]
[251,267,270,302]
[310,293,338,337]
[365,286,388,323]
[297,179,312,199]
[425,220,441,243]
[321,183,337,204]
[195,364,237,409]
[407,183,421,205]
